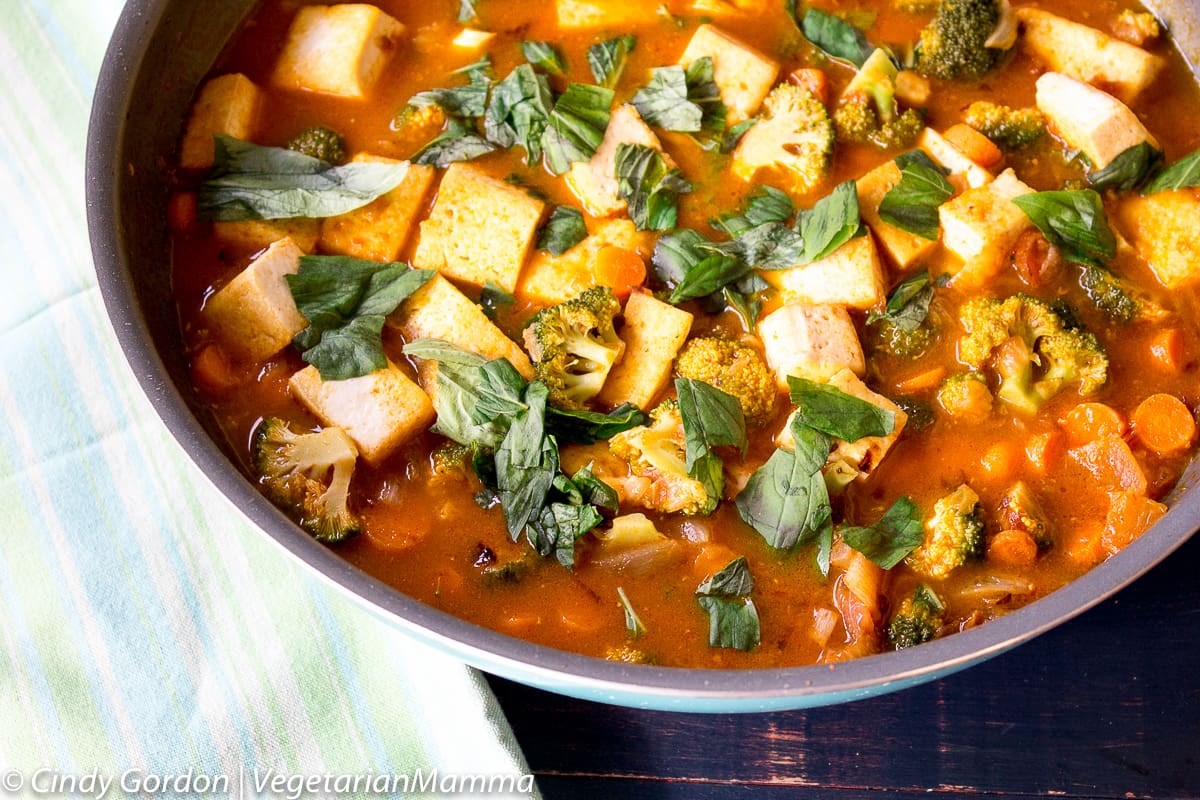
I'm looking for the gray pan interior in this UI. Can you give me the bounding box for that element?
[86,0,1200,711]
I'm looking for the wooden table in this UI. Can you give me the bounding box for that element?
[490,530,1200,798]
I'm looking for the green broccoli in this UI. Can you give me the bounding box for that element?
[608,399,714,516]
[522,287,626,410]
[915,0,1011,82]
[1079,264,1167,324]
[958,294,1109,415]
[253,417,361,543]
[997,480,1052,548]
[935,371,993,423]
[833,49,925,150]
[887,584,946,649]
[286,126,348,164]
[731,84,835,196]
[907,483,986,578]
[673,336,777,427]
[963,101,1045,149]
[870,317,935,358]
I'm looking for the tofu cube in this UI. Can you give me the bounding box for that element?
[566,105,671,218]
[761,234,887,311]
[179,74,261,169]
[213,218,320,254]
[555,0,659,30]
[940,168,1035,289]
[390,273,535,380]
[757,303,865,388]
[679,24,780,125]
[451,28,496,51]
[1017,7,1164,104]
[1117,190,1200,289]
[203,238,308,364]
[596,290,693,409]
[413,163,546,293]
[1036,72,1157,171]
[856,161,939,271]
[919,128,993,190]
[319,157,436,262]
[517,219,651,306]
[271,4,405,99]
[289,361,434,465]
[775,369,907,479]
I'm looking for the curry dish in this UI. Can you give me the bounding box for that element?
[168,0,1200,667]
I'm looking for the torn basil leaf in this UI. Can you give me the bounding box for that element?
[1087,141,1162,192]
[288,258,433,381]
[866,271,934,332]
[617,587,646,638]
[787,376,895,442]
[795,179,863,263]
[547,403,646,444]
[479,280,515,321]
[676,378,748,506]
[735,422,833,550]
[485,63,554,164]
[1143,146,1200,194]
[542,83,614,175]
[840,496,924,569]
[400,340,502,448]
[614,143,692,231]
[878,151,954,240]
[588,35,636,88]
[652,229,750,302]
[198,136,410,221]
[696,557,760,651]
[412,118,497,167]
[537,205,589,255]
[631,57,725,133]
[457,0,479,23]
[800,8,874,68]
[408,62,492,118]
[1012,189,1116,266]
[521,40,566,75]
[720,118,757,154]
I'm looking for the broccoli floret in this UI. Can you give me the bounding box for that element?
[522,287,626,410]
[391,104,449,158]
[286,126,347,164]
[907,483,986,578]
[936,371,993,423]
[887,584,946,649]
[833,49,925,150]
[609,400,714,516]
[253,417,361,542]
[958,294,1109,415]
[870,318,935,358]
[915,0,1011,82]
[674,336,776,427]
[997,480,1052,548]
[963,101,1045,149]
[731,84,835,196]
[1079,264,1167,324]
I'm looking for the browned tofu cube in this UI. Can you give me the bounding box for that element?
[213,218,320,255]
[1118,189,1200,289]
[203,238,308,364]
[179,74,261,170]
[679,24,779,125]
[319,158,437,262]
[271,4,405,99]
[596,290,693,409]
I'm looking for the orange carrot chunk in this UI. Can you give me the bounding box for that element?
[1059,402,1126,447]
[943,123,1003,168]
[988,529,1038,567]
[1149,328,1184,372]
[593,245,646,300]
[1131,393,1197,454]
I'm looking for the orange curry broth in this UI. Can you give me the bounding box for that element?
[169,0,1200,668]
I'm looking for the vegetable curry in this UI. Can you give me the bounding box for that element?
[169,0,1200,667]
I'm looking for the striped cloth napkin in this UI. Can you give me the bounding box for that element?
[0,2,539,796]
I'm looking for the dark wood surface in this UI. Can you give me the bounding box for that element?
[490,531,1200,799]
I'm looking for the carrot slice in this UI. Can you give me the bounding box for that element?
[1131,393,1197,454]
[943,123,1002,168]
[1149,328,1183,372]
[1101,490,1167,555]
[189,344,238,395]
[592,245,646,300]
[1059,402,1126,447]
[988,529,1038,567]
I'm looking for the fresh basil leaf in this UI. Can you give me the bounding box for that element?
[198,136,410,221]
[840,496,924,569]
[568,464,620,513]
[1143,146,1200,194]
[676,378,748,465]
[713,186,795,236]
[617,586,646,637]
[708,188,804,270]
[529,501,604,568]
[485,64,554,164]
[542,83,614,175]
[479,280,515,321]
[1012,189,1116,266]
[521,40,566,75]
[409,64,491,118]
[815,524,834,577]
[287,258,432,381]
[1087,141,1161,192]
[588,35,636,88]
[722,286,763,328]
[787,376,895,441]
[796,180,862,263]
[879,151,954,240]
[472,358,529,423]
[735,424,833,550]
[631,57,725,133]
[801,8,874,67]
[547,403,646,444]
[614,143,692,231]
[412,118,497,167]
[696,557,759,652]
[495,382,557,538]
[401,340,503,448]
[457,0,479,23]
[537,205,589,255]
[866,271,933,332]
[720,118,758,154]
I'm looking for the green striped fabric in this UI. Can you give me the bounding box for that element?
[0,1,539,796]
